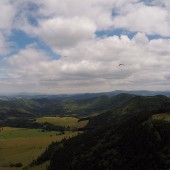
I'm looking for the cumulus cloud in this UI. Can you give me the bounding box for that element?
[0,0,17,55]
[14,0,170,52]
[0,0,16,30]
[132,32,149,45]
[0,33,12,55]
[34,17,96,48]
[2,32,170,93]
[112,2,170,36]
[0,0,170,93]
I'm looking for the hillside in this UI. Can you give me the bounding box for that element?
[33,95,170,170]
[0,94,135,120]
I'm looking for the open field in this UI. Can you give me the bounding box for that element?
[0,127,60,139]
[36,116,89,128]
[152,113,170,122]
[0,127,79,170]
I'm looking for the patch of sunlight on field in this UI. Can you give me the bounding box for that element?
[36,116,89,128]
[0,127,60,139]
[152,113,170,122]
[0,127,78,170]
[0,127,23,131]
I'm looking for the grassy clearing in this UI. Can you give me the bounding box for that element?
[36,116,89,128]
[0,116,88,170]
[0,128,60,139]
[0,127,21,131]
[0,127,78,170]
[152,113,170,122]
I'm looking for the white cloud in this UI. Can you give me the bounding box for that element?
[14,0,170,54]
[0,0,170,93]
[132,32,149,45]
[112,3,170,36]
[34,17,96,48]
[0,0,17,55]
[0,33,12,55]
[152,0,170,9]
[5,44,50,78]
[0,0,16,30]
[36,0,115,29]
[2,32,170,93]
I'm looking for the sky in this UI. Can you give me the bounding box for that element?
[0,0,170,94]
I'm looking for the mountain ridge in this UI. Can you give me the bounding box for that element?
[32,95,170,170]
[1,90,170,99]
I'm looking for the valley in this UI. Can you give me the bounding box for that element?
[0,115,88,170]
[0,0,169,169]
[1,93,170,170]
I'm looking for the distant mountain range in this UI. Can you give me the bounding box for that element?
[1,90,170,100]
[1,91,170,122]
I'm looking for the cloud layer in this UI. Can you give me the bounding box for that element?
[0,0,170,93]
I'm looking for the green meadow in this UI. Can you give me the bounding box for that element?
[36,116,89,128]
[0,127,60,139]
[0,126,79,170]
[152,113,170,122]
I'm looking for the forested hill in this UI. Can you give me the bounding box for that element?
[34,95,170,170]
[0,93,135,119]
[87,95,170,129]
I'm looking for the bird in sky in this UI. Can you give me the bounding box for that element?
[119,64,125,66]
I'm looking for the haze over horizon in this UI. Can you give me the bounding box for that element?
[0,0,170,94]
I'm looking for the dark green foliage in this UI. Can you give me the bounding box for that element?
[64,93,136,115]
[0,94,135,120]
[33,95,170,170]
[2,94,170,169]
[9,162,23,167]
[30,142,58,166]
[1,118,69,131]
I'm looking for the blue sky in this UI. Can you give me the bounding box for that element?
[0,0,170,94]
[7,30,60,59]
